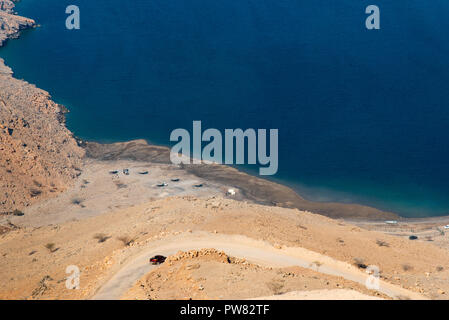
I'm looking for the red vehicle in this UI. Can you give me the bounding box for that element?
[150,255,166,265]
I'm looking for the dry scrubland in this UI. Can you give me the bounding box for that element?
[1,196,449,299]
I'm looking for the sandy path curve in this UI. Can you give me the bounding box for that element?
[92,232,427,300]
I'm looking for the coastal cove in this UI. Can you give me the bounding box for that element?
[4,1,449,302]
[2,0,449,218]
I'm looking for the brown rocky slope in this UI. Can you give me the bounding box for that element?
[0,1,84,213]
[0,0,35,45]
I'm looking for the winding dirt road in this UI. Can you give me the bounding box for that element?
[92,232,427,300]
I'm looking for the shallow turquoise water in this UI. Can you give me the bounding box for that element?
[2,0,449,217]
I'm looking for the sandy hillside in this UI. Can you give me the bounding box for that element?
[1,196,448,300]
[122,249,387,300]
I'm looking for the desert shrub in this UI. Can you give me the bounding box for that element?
[402,264,413,271]
[71,198,84,206]
[313,260,323,267]
[117,236,134,246]
[44,243,58,253]
[353,258,367,269]
[94,233,110,243]
[30,189,42,197]
[12,209,24,216]
[33,180,42,187]
[376,239,389,247]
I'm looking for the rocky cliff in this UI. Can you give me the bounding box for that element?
[0,0,84,212]
[0,0,35,46]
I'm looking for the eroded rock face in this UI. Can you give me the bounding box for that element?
[0,1,35,46]
[0,1,85,212]
[0,0,15,13]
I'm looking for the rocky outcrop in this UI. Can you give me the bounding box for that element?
[0,0,15,14]
[0,1,35,46]
[0,1,84,212]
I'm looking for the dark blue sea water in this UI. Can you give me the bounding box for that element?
[2,0,449,217]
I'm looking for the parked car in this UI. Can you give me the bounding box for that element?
[150,255,166,265]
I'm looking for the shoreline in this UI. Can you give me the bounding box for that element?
[1,1,448,222]
[82,139,449,223]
